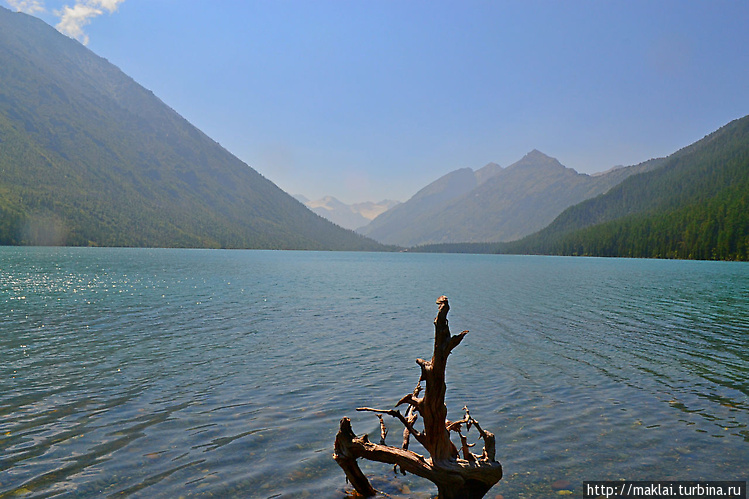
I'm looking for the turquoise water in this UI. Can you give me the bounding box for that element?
[1,247,748,498]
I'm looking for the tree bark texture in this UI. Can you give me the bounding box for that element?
[333,296,503,499]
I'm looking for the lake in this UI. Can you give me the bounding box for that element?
[1,247,747,498]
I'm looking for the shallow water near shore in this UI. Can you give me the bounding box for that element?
[1,247,748,498]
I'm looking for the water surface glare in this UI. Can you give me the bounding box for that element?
[1,248,747,498]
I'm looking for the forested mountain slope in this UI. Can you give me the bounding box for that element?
[505,114,749,260]
[0,8,383,250]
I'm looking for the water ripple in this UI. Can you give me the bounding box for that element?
[1,249,747,498]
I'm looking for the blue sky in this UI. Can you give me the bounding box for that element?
[5,0,749,204]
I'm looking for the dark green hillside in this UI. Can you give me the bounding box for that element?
[502,115,749,260]
[0,8,384,250]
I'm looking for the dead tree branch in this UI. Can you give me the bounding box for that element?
[333,296,503,499]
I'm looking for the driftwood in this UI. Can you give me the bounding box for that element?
[333,296,502,499]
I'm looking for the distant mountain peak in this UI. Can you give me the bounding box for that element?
[306,195,347,210]
[524,149,554,161]
[299,196,400,230]
[507,149,566,171]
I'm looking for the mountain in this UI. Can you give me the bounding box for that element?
[359,152,662,247]
[498,115,749,260]
[357,163,499,244]
[294,195,400,231]
[351,199,401,222]
[0,7,384,250]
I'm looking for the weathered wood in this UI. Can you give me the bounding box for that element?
[333,417,378,497]
[333,296,503,499]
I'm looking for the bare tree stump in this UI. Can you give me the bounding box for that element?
[333,296,503,499]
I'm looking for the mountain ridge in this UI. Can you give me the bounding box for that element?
[359,151,662,246]
[415,115,749,261]
[0,7,385,250]
[509,114,749,259]
[357,163,499,244]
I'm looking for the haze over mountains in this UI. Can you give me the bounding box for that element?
[0,8,383,250]
[357,150,664,247]
[294,195,399,231]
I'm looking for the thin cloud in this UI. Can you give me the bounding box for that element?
[55,0,125,45]
[7,0,46,14]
